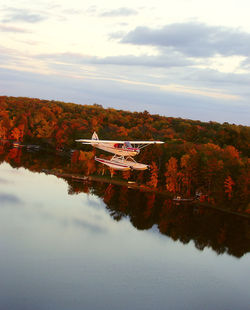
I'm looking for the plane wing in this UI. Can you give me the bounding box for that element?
[76,132,164,168]
[75,139,164,144]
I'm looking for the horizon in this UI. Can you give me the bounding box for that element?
[2,94,249,127]
[1,0,250,126]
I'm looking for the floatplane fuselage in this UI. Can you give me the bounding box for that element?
[76,132,164,171]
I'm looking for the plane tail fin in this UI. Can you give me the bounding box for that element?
[92,132,99,140]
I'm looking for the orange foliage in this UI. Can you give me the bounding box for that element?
[104,184,114,204]
[147,161,158,188]
[165,157,178,194]
[224,145,240,159]
[224,176,235,199]
[122,170,131,180]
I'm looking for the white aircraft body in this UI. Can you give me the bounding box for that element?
[76,132,164,171]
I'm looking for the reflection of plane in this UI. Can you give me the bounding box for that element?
[76,132,164,171]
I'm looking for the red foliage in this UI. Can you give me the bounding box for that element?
[224,176,235,199]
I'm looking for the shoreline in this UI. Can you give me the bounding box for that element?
[42,169,250,220]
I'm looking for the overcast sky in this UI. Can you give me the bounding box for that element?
[1,0,250,125]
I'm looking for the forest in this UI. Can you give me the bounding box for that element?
[0,96,249,212]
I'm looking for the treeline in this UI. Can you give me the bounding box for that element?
[0,96,249,211]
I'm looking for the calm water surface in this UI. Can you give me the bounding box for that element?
[0,161,249,310]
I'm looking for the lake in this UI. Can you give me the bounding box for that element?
[0,150,249,310]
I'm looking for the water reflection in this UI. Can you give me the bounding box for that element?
[1,147,249,258]
[0,192,23,205]
[71,181,250,258]
[0,147,250,310]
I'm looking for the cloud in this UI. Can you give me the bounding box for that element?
[0,193,23,206]
[109,31,127,39]
[0,46,18,63]
[187,68,250,88]
[240,57,250,70]
[2,8,47,23]
[62,8,83,15]
[36,51,250,97]
[38,51,193,68]
[3,43,250,107]
[72,218,107,234]
[0,45,31,67]
[0,24,30,33]
[122,22,250,58]
[100,7,137,17]
[0,177,10,184]
[98,54,193,67]
[86,5,97,14]
[1,67,249,125]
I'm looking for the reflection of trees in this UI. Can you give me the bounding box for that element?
[80,182,250,258]
[68,180,90,195]
[2,147,249,258]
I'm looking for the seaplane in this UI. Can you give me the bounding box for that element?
[76,132,164,171]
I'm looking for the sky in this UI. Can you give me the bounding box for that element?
[0,0,250,125]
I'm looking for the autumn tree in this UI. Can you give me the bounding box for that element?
[165,157,179,194]
[224,176,235,199]
[78,150,96,175]
[180,149,198,197]
[147,161,158,188]
[122,170,131,180]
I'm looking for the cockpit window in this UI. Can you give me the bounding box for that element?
[125,141,132,148]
